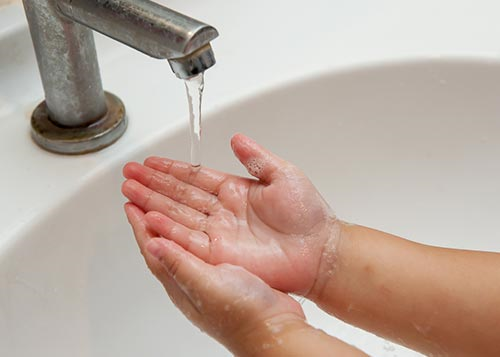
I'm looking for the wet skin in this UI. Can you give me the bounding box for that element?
[122,133,366,356]
[122,133,340,295]
[123,133,500,356]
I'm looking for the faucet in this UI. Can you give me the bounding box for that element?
[22,0,218,154]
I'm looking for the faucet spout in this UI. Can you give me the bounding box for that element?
[22,0,218,154]
[57,0,218,78]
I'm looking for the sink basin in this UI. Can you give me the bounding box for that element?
[2,0,500,355]
[1,58,500,356]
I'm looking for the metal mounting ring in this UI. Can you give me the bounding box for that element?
[31,91,127,155]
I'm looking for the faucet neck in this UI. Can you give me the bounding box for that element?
[23,0,106,128]
[22,0,218,153]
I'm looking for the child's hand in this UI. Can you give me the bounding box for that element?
[124,203,308,356]
[122,134,339,294]
[123,133,500,356]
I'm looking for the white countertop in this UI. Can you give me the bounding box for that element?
[1,0,500,249]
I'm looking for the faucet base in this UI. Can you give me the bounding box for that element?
[31,92,127,155]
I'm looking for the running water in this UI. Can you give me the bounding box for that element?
[184,73,205,167]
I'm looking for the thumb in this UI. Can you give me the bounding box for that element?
[230,133,287,183]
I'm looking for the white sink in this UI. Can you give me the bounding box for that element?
[2,58,500,356]
[1,1,500,356]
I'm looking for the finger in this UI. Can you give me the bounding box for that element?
[123,162,222,215]
[230,133,287,183]
[124,202,164,274]
[146,237,205,277]
[124,202,153,249]
[156,271,202,321]
[146,239,302,323]
[143,156,229,195]
[145,211,210,261]
[122,179,207,230]
[146,237,214,308]
[125,204,202,322]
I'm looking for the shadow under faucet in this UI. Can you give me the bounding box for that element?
[22,0,218,154]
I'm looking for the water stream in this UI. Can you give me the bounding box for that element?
[184,73,205,167]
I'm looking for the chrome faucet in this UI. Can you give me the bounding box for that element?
[22,0,218,154]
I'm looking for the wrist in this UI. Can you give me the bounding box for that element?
[306,219,353,310]
[230,311,366,357]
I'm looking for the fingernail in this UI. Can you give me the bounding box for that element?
[147,239,164,259]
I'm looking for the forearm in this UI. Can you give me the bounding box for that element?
[309,223,500,356]
[228,314,366,357]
